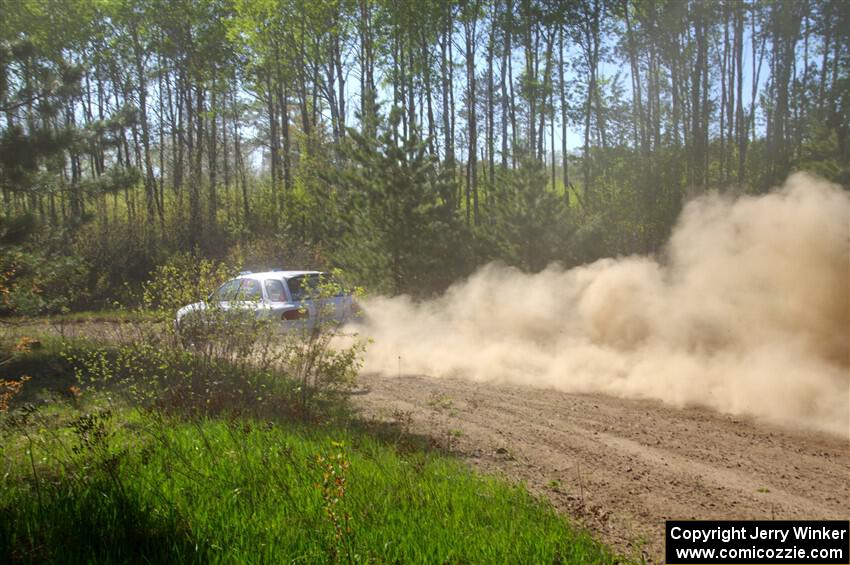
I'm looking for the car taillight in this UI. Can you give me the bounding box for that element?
[282,308,308,321]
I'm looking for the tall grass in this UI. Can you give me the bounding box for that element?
[1,406,619,563]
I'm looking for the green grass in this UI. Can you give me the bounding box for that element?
[1,406,619,563]
[0,332,626,563]
[6,309,156,325]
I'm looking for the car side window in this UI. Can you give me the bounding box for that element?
[289,274,344,301]
[323,274,346,297]
[287,276,306,302]
[264,279,287,302]
[235,279,262,301]
[213,280,238,302]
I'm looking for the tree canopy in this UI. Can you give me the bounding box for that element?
[0,0,847,309]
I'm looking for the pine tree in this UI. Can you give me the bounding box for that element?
[480,155,574,272]
[333,106,466,295]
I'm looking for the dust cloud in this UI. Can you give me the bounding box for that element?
[358,173,850,436]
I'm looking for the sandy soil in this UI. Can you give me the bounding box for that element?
[354,373,850,562]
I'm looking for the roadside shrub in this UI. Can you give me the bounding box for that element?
[71,220,157,308]
[141,252,234,317]
[0,246,90,316]
[70,260,367,421]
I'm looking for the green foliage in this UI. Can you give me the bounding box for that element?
[479,156,576,271]
[225,233,328,274]
[286,137,346,246]
[141,253,233,317]
[795,123,849,185]
[0,226,90,316]
[0,33,82,193]
[333,108,469,296]
[70,220,158,307]
[0,213,36,246]
[0,0,847,308]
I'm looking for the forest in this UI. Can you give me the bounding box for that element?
[1,0,848,310]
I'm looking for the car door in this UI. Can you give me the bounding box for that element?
[284,275,319,327]
[263,278,297,322]
[179,278,237,333]
[231,278,264,322]
[198,278,240,330]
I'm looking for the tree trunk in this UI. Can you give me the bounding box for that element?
[440,13,454,168]
[559,26,569,192]
[501,0,511,169]
[464,4,479,226]
[486,2,495,186]
[207,77,218,234]
[266,72,280,224]
[690,1,705,190]
[624,1,645,153]
[421,28,436,155]
[358,0,376,134]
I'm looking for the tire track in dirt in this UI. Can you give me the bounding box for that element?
[354,373,850,562]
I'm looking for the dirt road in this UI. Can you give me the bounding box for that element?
[354,373,850,562]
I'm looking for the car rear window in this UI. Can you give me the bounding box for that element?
[264,279,287,302]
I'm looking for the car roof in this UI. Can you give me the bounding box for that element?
[236,270,322,281]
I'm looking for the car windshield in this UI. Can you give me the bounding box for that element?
[235,278,263,301]
[264,279,286,302]
[213,279,239,301]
